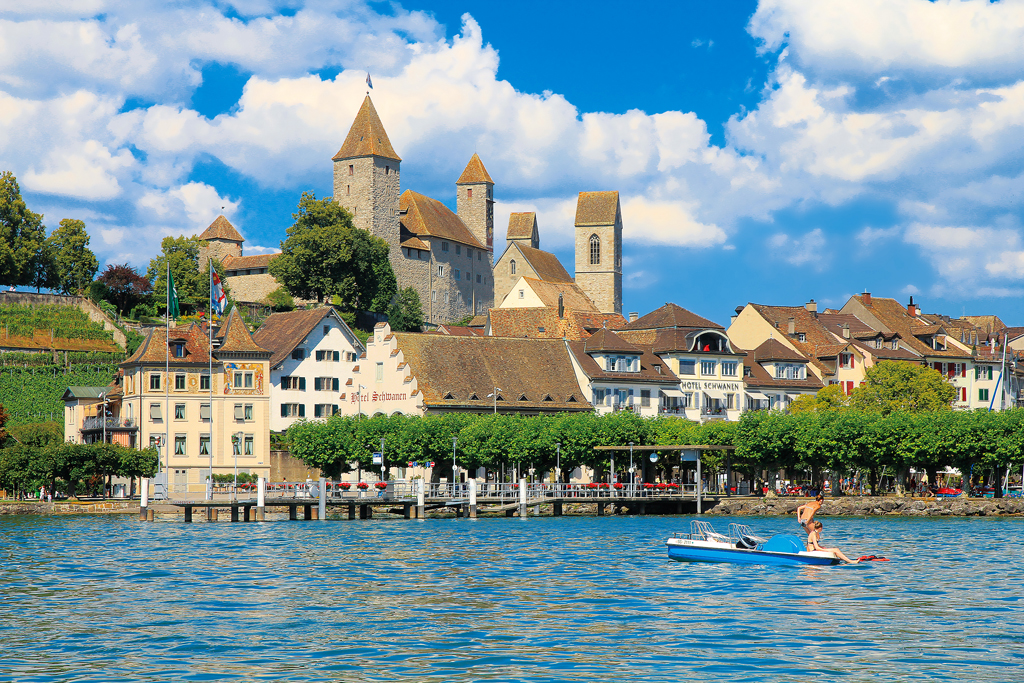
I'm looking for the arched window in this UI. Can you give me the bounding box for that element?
[510,259,516,275]
[589,234,600,265]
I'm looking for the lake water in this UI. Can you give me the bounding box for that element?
[0,513,1021,682]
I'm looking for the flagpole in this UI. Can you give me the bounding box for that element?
[164,259,170,485]
[208,264,214,501]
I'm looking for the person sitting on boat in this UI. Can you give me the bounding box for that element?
[807,521,858,564]
[796,493,824,531]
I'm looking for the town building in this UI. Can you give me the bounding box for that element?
[198,215,282,307]
[738,338,823,411]
[106,309,272,493]
[338,322,590,417]
[332,96,495,324]
[566,328,679,417]
[493,212,573,307]
[63,385,133,447]
[490,276,625,340]
[250,307,365,432]
[618,303,745,421]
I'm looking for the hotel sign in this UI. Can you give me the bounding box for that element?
[679,381,743,392]
[349,391,409,404]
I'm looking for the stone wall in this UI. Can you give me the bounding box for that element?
[574,216,622,315]
[492,246,536,309]
[199,239,242,272]
[456,182,494,252]
[225,272,280,304]
[707,495,1024,517]
[269,450,321,481]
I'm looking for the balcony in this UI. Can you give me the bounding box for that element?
[83,416,137,431]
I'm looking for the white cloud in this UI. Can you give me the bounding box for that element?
[768,228,827,269]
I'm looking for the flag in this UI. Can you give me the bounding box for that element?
[167,268,180,319]
[211,270,226,315]
[366,73,373,89]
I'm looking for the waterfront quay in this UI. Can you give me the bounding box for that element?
[145,480,719,522]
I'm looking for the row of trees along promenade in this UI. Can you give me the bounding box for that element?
[285,362,1023,497]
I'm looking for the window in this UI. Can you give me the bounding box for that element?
[432,291,436,302]
[346,185,350,196]
[467,248,473,258]
[232,435,241,456]
[466,272,471,281]
[976,366,993,381]
[776,365,785,379]
[200,403,211,420]
[640,390,651,407]
[478,251,482,261]
[314,404,339,418]
[441,242,449,252]
[892,340,899,350]
[456,245,461,255]
[839,353,854,369]
[476,274,481,283]
[589,234,600,265]
[244,435,254,455]
[174,374,185,390]
[509,259,516,275]
[174,435,186,456]
[726,393,735,410]
[323,325,330,335]
[375,362,384,382]
[281,404,304,418]
[173,342,186,358]
[454,268,461,280]
[200,375,210,391]
[444,292,449,304]
[150,435,159,449]
[150,373,161,391]
[875,338,883,349]
[798,333,806,343]
[234,404,244,420]
[518,289,524,299]
[960,387,967,402]
[700,360,716,376]
[244,404,253,421]
[467,188,473,198]
[678,360,696,376]
[721,361,738,377]
[199,434,210,455]
[346,352,357,362]
[437,265,444,277]
[385,165,389,175]
[174,403,185,420]
[292,348,305,360]
[150,403,162,420]
[234,371,243,387]
[593,388,606,404]
[979,388,990,402]
[348,164,353,175]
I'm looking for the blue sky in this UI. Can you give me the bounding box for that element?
[3,1,1024,326]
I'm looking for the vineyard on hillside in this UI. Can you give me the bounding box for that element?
[0,363,121,428]
[0,303,114,341]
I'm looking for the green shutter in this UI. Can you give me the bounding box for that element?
[298,404,305,417]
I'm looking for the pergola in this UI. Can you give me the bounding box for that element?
[594,444,738,513]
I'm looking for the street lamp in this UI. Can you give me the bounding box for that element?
[555,441,561,487]
[357,384,366,420]
[628,441,634,496]
[452,436,458,493]
[232,430,243,501]
[486,387,501,414]
[380,436,386,483]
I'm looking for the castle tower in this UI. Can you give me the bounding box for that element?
[198,215,243,271]
[506,212,539,249]
[455,153,494,251]
[332,96,401,252]
[574,191,622,315]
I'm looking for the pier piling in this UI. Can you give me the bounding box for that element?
[318,478,326,521]
[518,478,527,518]
[469,479,478,519]
[139,478,149,521]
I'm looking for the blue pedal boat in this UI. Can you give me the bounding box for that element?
[666,521,840,566]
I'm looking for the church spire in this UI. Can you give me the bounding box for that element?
[332,95,401,162]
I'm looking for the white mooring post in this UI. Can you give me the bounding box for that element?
[318,477,327,521]
[518,477,527,517]
[468,479,477,519]
[139,478,149,521]
[416,479,425,519]
[257,476,266,521]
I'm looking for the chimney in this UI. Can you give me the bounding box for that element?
[730,305,744,326]
[842,323,850,339]
[787,317,796,335]
[907,295,917,317]
[628,311,638,323]
[558,293,564,319]
[863,291,872,305]
[805,299,817,315]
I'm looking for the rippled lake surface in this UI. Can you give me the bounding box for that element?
[1,513,1022,682]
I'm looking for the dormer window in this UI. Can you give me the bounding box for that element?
[797,333,806,343]
[892,340,898,350]
[875,338,883,349]
[173,342,186,358]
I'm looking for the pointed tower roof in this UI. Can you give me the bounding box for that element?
[198,215,243,243]
[457,153,494,184]
[333,95,401,162]
[215,308,271,357]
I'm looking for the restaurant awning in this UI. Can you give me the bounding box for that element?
[746,391,769,401]
[703,388,728,400]
[786,393,802,401]
[661,388,686,398]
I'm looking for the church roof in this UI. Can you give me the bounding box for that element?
[399,190,485,249]
[507,212,537,240]
[519,278,598,312]
[517,244,572,283]
[575,191,619,226]
[456,153,493,184]
[332,95,401,162]
[199,215,243,243]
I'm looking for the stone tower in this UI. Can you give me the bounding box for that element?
[506,212,539,249]
[332,95,401,254]
[455,153,494,251]
[574,191,622,315]
[198,215,243,271]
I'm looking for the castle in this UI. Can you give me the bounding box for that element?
[200,95,623,324]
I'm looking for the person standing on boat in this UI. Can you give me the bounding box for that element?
[796,493,824,531]
[807,521,858,564]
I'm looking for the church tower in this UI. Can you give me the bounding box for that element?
[574,191,622,315]
[332,96,401,253]
[455,153,494,251]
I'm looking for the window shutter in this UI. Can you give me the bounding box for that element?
[200,404,211,420]
[234,404,244,420]
[332,378,339,392]
[314,378,322,391]
[298,404,305,417]
[333,351,340,362]
[281,404,288,417]
[961,364,966,378]
[150,403,162,420]
[299,377,306,391]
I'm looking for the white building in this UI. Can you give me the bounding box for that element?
[251,308,365,431]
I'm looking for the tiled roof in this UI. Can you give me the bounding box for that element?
[962,315,1007,335]
[223,254,275,270]
[400,233,429,250]
[467,315,488,328]
[122,323,212,367]
[517,245,573,282]
[583,328,639,354]
[1001,326,1024,341]
[753,338,808,362]
[568,340,678,384]
[623,303,723,331]
[399,190,485,249]
[198,215,243,242]
[848,295,969,359]
[520,278,598,312]
[252,307,358,368]
[215,308,271,356]
[574,191,619,225]
[741,353,824,391]
[817,312,878,339]
[332,95,401,162]
[488,308,625,341]
[456,153,493,184]
[748,303,848,374]
[393,333,590,411]
[848,339,921,361]
[436,325,484,337]
[809,343,852,359]
[507,212,537,240]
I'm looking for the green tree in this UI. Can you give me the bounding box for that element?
[47,219,98,294]
[147,235,203,315]
[8,421,63,447]
[790,384,850,414]
[269,192,397,309]
[0,172,46,288]
[28,237,58,293]
[387,286,423,332]
[98,264,153,315]
[851,360,956,414]
[266,286,295,312]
